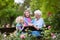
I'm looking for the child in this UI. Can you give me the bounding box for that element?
[24,10,32,26]
[16,16,24,32]
[15,16,26,39]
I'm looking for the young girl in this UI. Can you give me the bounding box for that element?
[16,16,27,39]
[16,16,24,31]
[24,10,32,26]
[16,16,25,37]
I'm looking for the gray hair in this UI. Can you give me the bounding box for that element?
[34,10,42,16]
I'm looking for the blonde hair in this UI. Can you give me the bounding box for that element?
[15,16,24,23]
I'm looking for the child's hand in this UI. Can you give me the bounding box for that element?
[23,24,26,27]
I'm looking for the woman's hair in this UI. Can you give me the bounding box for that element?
[15,16,24,23]
[34,10,42,16]
[23,10,31,17]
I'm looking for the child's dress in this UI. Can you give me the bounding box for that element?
[24,17,31,26]
[16,23,23,30]
[16,23,24,36]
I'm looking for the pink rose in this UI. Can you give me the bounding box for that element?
[48,26,51,29]
[20,34,25,39]
[51,33,56,39]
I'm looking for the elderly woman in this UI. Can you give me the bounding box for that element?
[31,10,45,37]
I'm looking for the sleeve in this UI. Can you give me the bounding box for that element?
[16,24,20,27]
[16,24,19,29]
[31,19,34,23]
[24,18,28,25]
[42,18,45,26]
[16,24,18,27]
[38,18,45,28]
[16,24,21,30]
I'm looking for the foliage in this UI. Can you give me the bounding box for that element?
[0,0,23,26]
[0,0,32,26]
[30,0,60,18]
[51,11,60,31]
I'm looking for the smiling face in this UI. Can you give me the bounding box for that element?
[25,11,30,17]
[34,10,42,20]
[34,13,41,20]
[24,10,30,18]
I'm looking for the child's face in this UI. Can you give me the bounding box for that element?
[20,18,24,24]
[25,12,30,17]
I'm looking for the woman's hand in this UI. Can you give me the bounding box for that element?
[33,26,40,30]
[28,23,33,26]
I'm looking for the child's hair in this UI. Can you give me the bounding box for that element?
[23,10,31,17]
[15,16,24,23]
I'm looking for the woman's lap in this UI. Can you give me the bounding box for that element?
[31,31,41,37]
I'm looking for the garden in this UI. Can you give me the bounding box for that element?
[0,0,60,40]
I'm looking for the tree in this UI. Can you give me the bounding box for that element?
[0,0,23,27]
[30,0,60,17]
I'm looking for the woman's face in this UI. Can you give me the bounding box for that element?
[25,12,30,17]
[34,13,40,19]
